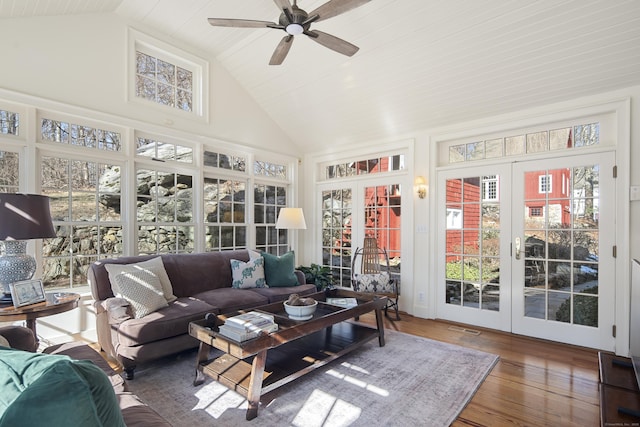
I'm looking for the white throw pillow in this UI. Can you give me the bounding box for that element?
[231,257,267,289]
[353,272,393,293]
[0,335,10,348]
[112,270,168,319]
[105,257,176,302]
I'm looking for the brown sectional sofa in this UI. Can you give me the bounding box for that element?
[0,325,170,426]
[88,249,316,379]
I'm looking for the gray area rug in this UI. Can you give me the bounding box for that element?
[128,330,498,426]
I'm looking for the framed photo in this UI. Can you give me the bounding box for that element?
[10,279,46,308]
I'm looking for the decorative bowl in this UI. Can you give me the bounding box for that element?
[283,299,318,321]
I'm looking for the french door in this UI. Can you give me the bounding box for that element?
[437,152,616,350]
[319,177,404,291]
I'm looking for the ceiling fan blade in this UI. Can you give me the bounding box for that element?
[270,35,294,65]
[308,0,371,22]
[272,0,292,12]
[305,30,359,57]
[208,18,278,28]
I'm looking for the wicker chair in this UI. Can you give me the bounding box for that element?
[351,237,400,320]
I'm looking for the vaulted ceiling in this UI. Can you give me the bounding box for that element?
[2,0,640,152]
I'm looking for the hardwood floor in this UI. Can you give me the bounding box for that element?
[357,312,601,427]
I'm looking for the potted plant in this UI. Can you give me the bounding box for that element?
[297,263,333,291]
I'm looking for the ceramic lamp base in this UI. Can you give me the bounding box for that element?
[0,240,36,305]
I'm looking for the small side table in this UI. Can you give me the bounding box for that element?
[0,292,80,341]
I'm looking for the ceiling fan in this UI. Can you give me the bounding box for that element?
[208,0,370,65]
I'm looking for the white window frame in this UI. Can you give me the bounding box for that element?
[127,28,209,120]
[538,174,552,193]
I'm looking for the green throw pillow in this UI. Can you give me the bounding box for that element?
[0,348,126,427]
[261,251,299,287]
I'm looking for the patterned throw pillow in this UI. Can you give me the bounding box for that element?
[353,272,394,293]
[104,257,177,303]
[231,257,267,289]
[112,270,168,319]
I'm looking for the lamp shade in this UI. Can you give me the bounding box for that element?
[0,194,56,241]
[275,208,307,230]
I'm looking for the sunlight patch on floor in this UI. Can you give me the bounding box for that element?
[193,382,245,418]
[326,367,389,397]
[293,389,361,427]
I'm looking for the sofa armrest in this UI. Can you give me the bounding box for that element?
[0,326,38,352]
[102,297,132,325]
[294,270,305,286]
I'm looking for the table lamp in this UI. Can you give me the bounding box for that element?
[0,194,56,304]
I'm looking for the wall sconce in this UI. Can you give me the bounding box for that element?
[415,176,427,199]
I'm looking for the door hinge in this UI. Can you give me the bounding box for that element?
[613,245,617,258]
[613,165,618,178]
[613,325,617,338]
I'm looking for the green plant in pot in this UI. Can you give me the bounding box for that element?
[297,263,332,291]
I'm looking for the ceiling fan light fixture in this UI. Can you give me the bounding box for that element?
[286,23,304,35]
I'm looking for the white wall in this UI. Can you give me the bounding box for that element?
[0,13,298,155]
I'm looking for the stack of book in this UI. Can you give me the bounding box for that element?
[218,311,278,342]
[326,297,358,308]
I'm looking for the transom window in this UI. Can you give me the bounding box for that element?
[41,118,121,151]
[0,109,19,136]
[254,160,287,180]
[204,150,246,172]
[129,29,207,118]
[448,122,600,164]
[136,136,193,163]
[135,51,193,112]
[324,154,405,180]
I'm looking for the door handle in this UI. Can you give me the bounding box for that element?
[515,237,521,260]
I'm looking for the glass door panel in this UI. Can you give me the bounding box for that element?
[513,153,614,350]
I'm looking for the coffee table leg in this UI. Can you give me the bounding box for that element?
[375,306,385,347]
[246,349,267,420]
[193,342,210,386]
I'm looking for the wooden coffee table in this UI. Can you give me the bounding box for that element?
[189,290,386,420]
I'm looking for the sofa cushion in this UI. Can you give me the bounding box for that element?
[230,256,267,289]
[113,270,168,319]
[116,297,215,347]
[248,283,318,303]
[0,348,126,427]
[261,251,299,287]
[105,257,177,303]
[192,288,269,313]
[353,272,393,293]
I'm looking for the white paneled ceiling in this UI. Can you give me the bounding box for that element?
[2,0,640,152]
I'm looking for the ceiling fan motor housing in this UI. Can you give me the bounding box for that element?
[280,6,310,35]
